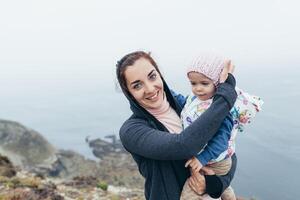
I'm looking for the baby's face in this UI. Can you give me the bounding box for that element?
[188,72,216,101]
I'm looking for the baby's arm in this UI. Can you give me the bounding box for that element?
[196,115,233,166]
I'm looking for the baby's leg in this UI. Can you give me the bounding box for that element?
[206,158,236,200]
[206,157,232,175]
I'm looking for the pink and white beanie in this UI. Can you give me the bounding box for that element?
[187,53,227,86]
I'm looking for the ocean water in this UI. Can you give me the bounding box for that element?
[1,66,299,199]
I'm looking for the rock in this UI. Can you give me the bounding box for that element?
[86,137,144,189]
[0,178,64,200]
[97,152,144,189]
[0,119,57,169]
[0,119,145,198]
[64,176,99,188]
[48,149,101,179]
[86,136,126,159]
[0,119,101,180]
[0,172,144,200]
[0,154,16,177]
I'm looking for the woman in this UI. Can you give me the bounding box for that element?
[116,51,237,200]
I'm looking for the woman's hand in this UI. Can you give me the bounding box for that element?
[188,166,216,195]
[219,60,235,83]
[188,170,206,195]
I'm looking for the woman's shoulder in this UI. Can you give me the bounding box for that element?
[118,116,159,154]
[119,115,149,137]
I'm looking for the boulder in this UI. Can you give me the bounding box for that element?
[86,136,125,159]
[0,119,57,169]
[47,149,101,179]
[0,119,143,189]
[0,119,101,179]
[0,154,16,177]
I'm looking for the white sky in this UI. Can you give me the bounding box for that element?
[0,0,299,82]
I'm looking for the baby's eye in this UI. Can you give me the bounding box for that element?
[201,82,210,86]
[190,82,196,86]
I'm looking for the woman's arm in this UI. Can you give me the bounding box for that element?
[119,74,237,160]
[196,115,233,166]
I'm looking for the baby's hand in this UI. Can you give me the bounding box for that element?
[219,59,235,83]
[185,157,203,172]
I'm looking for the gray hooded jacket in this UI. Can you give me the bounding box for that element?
[119,74,237,200]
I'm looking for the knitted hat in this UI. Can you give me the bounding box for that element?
[187,53,226,86]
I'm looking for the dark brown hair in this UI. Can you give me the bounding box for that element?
[116,51,162,93]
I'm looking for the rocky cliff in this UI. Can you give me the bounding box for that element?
[0,119,144,199]
[0,119,57,169]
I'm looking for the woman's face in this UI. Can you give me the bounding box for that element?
[124,58,164,109]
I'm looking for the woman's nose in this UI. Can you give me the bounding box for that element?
[144,82,156,93]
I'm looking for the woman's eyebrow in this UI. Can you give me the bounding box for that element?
[130,69,156,86]
[130,80,140,86]
[148,69,155,77]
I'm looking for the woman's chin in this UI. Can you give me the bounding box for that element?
[144,98,163,109]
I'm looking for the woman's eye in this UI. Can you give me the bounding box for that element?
[133,83,142,90]
[149,73,157,80]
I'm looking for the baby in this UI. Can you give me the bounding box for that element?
[180,53,263,200]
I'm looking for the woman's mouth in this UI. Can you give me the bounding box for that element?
[146,91,159,101]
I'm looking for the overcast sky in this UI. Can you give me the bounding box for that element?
[0,0,299,83]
